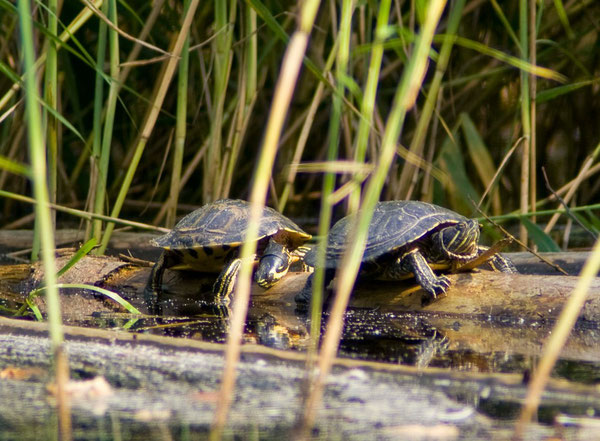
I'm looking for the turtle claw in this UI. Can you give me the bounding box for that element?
[422,274,451,299]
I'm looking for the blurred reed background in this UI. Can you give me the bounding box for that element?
[2,0,600,439]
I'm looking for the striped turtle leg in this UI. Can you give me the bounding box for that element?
[398,249,450,299]
[213,258,243,302]
[148,250,178,292]
[255,240,293,289]
[477,246,518,273]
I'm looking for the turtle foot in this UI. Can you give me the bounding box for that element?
[421,274,451,300]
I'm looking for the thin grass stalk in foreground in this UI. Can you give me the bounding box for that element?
[307,0,354,372]
[98,0,199,254]
[166,0,191,228]
[44,0,59,223]
[220,3,257,199]
[543,142,600,233]
[0,189,168,232]
[296,2,447,437]
[277,41,337,212]
[92,0,120,248]
[347,0,391,213]
[17,0,70,438]
[395,0,466,200]
[210,0,322,437]
[514,236,600,438]
[529,0,538,231]
[519,0,531,245]
[88,0,108,240]
[205,0,235,201]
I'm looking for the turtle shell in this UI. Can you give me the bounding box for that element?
[151,199,310,272]
[304,201,473,268]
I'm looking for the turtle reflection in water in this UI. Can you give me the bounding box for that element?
[149,199,311,302]
[296,201,517,305]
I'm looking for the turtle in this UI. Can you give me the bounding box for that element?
[295,200,517,305]
[149,199,311,300]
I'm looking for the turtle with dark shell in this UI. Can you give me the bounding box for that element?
[149,199,311,300]
[295,200,517,305]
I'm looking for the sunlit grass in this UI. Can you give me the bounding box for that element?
[1,0,599,438]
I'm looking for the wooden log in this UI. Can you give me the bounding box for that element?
[2,254,600,364]
[253,270,600,324]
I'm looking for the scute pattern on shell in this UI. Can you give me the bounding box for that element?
[304,201,470,268]
[151,199,309,250]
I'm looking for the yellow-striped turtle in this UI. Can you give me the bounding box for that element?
[295,200,517,304]
[149,199,311,299]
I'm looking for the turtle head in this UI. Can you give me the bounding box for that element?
[255,241,293,289]
[431,219,480,261]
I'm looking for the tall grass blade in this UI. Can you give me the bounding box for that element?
[460,113,500,213]
[17,0,70,437]
[211,0,322,437]
[395,0,466,201]
[55,238,98,278]
[44,0,59,229]
[166,0,192,227]
[298,1,447,437]
[98,0,200,254]
[516,237,600,435]
[348,0,392,212]
[88,0,108,241]
[521,217,561,252]
[518,0,531,244]
[308,0,354,380]
[204,0,235,201]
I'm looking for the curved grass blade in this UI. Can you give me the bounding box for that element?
[25,283,141,315]
[536,79,600,103]
[521,217,561,252]
[55,238,97,278]
[460,113,500,213]
[0,155,31,177]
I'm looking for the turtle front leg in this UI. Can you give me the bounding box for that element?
[148,251,178,292]
[398,249,451,299]
[213,258,243,303]
[477,246,518,273]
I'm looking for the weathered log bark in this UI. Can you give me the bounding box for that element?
[0,315,594,440]
[1,252,600,364]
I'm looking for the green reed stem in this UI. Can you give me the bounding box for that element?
[92,0,120,247]
[515,236,600,436]
[0,189,167,231]
[529,0,537,230]
[44,0,58,220]
[166,0,191,228]
[18,0,63,350]
[0,0,103,114]
[89,0,108,239]
[98,0,199,254]
[395,0,466,200]
[220,3,257,199]
[298,1,447,436]
[17,1,70,437]
[348,1,391,213]
[277,41,337,213]
[309,0,354,362]
[205,0,235,201]
[519,0,531,244]
[210,1,322,437]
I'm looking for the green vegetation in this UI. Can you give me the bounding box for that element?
[2,0,600,437]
